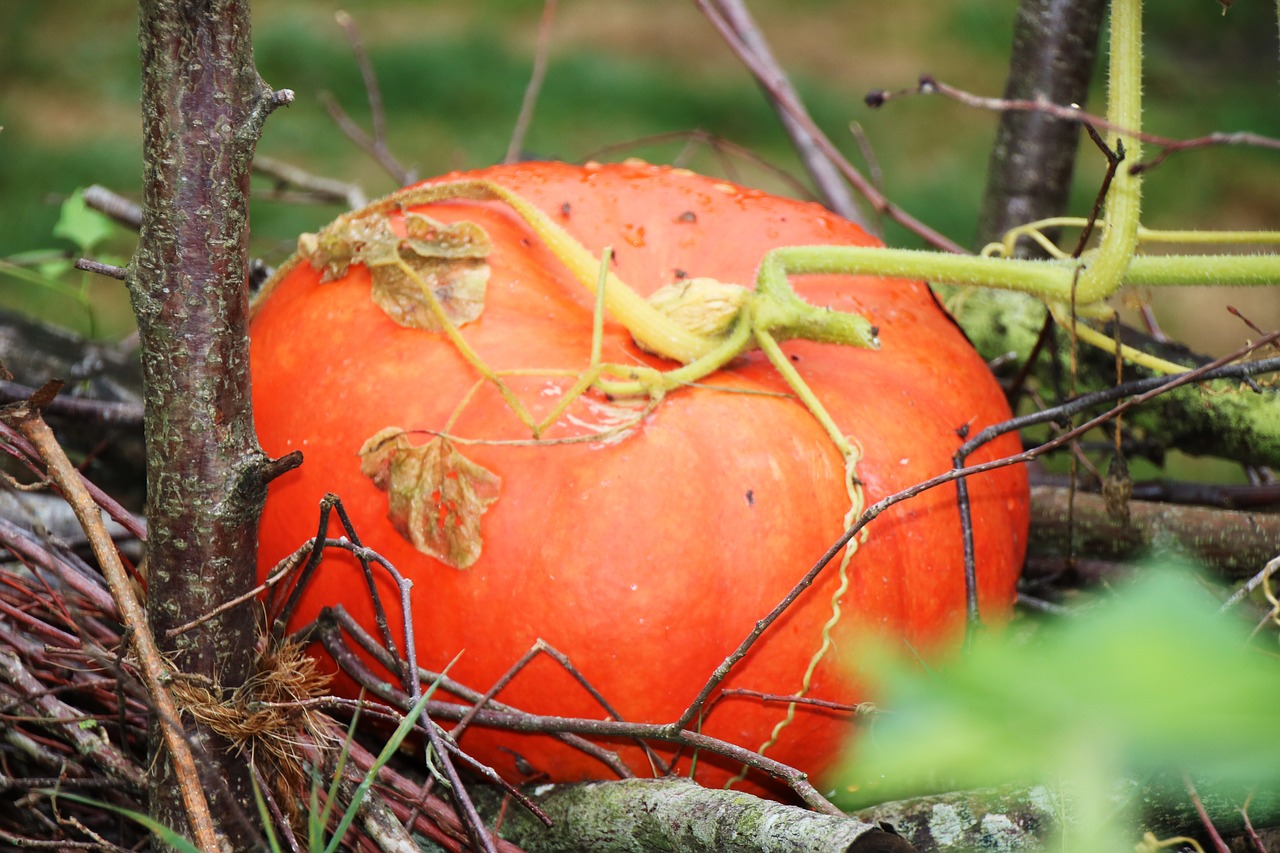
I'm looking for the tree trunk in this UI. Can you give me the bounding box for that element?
[132,0,292,845]
[976,0,1107,253]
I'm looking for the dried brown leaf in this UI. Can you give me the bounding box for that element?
[402,212,491,259]
[368,256,489,331]
[302,211,492,329]
[358,428,501,570]
[301,216,399,282]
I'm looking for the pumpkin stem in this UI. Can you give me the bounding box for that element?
[752,252,880,351]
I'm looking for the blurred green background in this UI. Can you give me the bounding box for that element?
[2,0,1279,346]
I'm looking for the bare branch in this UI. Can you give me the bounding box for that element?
[702,0,865,225]
[693,0,965,252]
[321,11,414,185]
[505,0,559,164]
[73,258,128,280]
[878,74,1280,180]
[83,184,142,230]
[493,779,913,853]
[252,155,367,209]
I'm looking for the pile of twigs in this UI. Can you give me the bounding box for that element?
[0,505,151,847]
[0,400,509,851]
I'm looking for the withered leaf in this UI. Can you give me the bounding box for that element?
[368,255,489,331]
[402,212,491,259]
[302,211,492,330]
[301,216,400,282]
[358,428,501,570]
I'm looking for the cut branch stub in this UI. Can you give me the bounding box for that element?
[358,427,502,570]
[300,212,492,330]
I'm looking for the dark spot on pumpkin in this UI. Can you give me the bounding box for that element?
[790,354,801,362]
[676,210,697,223]
[745,489,755,507]
[560,202,571,218]
[674,269,687,279]
[521,238,531,247]
[869,325,880,338]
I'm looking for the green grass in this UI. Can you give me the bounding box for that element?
[3,0,1279,342]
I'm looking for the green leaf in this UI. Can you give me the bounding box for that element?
[324,661,458,853]
[835,566,1280,811]
[36,790,204,853]
[358,428,502,569]
[52,189,116,253]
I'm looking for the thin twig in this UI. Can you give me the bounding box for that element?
[252,156,367,209]
[957,338,1280,465]
[505,0,558,164]
[322,12,414,185]
[719,688,874,715]
[0,379,142,426]
[958,119,1124,635]
[82,185,142,230]
[693,0,965,252]
[251,764,303,853]
[318,619,842,814]
[580,129,816,199]
[1220,557,1280,613]
[0,642,142,789]
[447,639,660,776]
[335,12,388,153]
[1183,773,1232,853]
[677,340,1280,734]
[705,0,864,225]
[322,607,646,778]
[1239,798,1267,853]
[873,74,1280,175]
[1073,124,1124,257]
[72,259,128,281]
[165,545,312,639]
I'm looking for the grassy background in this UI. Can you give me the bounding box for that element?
[2,0,1279,347]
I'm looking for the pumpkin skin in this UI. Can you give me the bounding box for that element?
[250,160,1028,795]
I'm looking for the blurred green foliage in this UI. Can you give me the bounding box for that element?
[2,0,1279,342]
[835,564,1280,846]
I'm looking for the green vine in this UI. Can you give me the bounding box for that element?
[255,0,1280,785]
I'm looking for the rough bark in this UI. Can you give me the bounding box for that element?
[1026,484,1280,580]
[485,779,915,853]
[132,0,291,845]
[976,0,1107,253]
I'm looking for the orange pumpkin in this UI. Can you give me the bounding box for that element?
[250,160,1028,795]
